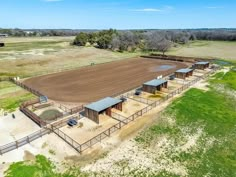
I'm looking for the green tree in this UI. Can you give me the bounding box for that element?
[73,32,89,46]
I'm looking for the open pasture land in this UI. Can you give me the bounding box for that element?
[167,40,236,60]
[23,58,188,103]
[0,37,141,77]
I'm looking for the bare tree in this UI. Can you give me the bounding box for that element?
[156,39,172,55]
[143,31,171,54]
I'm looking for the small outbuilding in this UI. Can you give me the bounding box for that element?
[194,61,210,70]
[142,79,168,94]
[84,97,122,124]
[175,68,193,79]
[0,43,5,47]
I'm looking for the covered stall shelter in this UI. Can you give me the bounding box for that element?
[175,68,193,79]
[142,79,168,94]
[194,61,210,70]
[84,97,122,124]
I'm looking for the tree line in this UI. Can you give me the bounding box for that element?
[73,29,192,54]
[73,29,236,54]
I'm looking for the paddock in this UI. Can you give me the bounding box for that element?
[23,58,188,104]
[111,98,148,119]
[59,115,119,144]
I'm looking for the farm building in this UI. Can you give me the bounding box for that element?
[175,68,193,79]
[194,61,210,70]
[84,97,122,124]
[142,79,168,94]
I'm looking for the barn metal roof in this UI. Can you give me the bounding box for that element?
[195,61,209,65]
[85,97,122,112]
[143,79,167,87]
[176,68,193,73]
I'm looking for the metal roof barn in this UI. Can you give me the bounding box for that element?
[176,68,193,73]
[143,79,167,87]
[142,79,168,94]
[85,97,122,112]
[175,68,193,79]
[194,61,210,70]
[195,61,209,65]
[84,97,123,124]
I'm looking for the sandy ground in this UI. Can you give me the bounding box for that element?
[112,99,148,118]
[0,109,40,145]
[0,133,78,177]
[81,71,217,176]
[59,115,119,144]
[0,67,216,176]
[23,58,188,103]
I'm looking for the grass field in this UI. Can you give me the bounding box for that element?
[1,37,236,78]
[0,37,142,78]
[0,81,36,112]
[166,40,236,60]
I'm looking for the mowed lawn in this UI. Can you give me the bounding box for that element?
[167,40,236,60]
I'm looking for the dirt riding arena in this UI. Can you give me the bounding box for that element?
[23,58,188,104]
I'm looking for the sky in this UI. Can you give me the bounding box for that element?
[0,0,235,29]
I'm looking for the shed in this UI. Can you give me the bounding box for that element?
[0,43,4,47]
[84,97,122,124]
[194,61,209,70]
[175,68,193,79]
[142,79,168,94]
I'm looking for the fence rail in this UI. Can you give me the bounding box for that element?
[128,96,155,105]
[0,128,50,155]
[0,66,220,155]
[10,78,43,97]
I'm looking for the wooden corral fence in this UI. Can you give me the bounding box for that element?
[128,96,155,105]
[50,114,84,153]
[32,102,54,110]
[0,114,82,155]
[20,99,47,127]
[0,128,51,155]
[72,67,221,153]
[0,66,220,155]
[10,78,43,97]
[141,54,213,63]
[70,106,84,114]
[59,104,83,115]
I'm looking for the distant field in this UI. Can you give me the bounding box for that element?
[167,40,236,60]
[1,37,236,79]
[0,37,142,77]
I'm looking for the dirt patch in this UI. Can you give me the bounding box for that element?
[23,58,188,103]
[23,150,36,161]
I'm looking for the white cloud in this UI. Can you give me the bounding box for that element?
[43,0,63,2]
[206,6,224,9]
[132,8,162,12]
[130,6,174,13]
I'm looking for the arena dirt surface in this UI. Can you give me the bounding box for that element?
[23,58,188,103]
